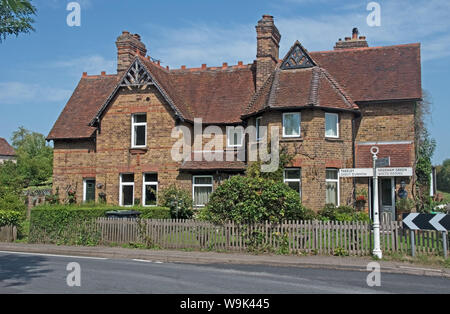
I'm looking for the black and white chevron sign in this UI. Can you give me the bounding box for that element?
[403,213,450,231]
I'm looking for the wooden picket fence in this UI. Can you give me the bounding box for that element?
[0,226,17,242]
[91,218,448,256]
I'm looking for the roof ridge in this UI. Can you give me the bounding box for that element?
[311,43,421,55]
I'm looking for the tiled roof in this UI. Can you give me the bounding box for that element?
[245,66,358,117]
[48,42,421,140]
[310,44,422,102]
[47,74,119,140]
[356,143,414,168]
[0,138,15,156]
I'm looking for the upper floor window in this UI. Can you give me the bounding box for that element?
[193,175,213,207]
[325,169,339,206]
[132,113,147,148]
[120,173,134,206]
[284,168,302,199]
[283,112,301,138]
[143,173,158,206]
[325,113,339,138]
[227,126,243,147]
[255,117,262,142]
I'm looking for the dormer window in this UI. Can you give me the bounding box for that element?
[131,113,147,148]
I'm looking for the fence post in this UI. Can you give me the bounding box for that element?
[443,231,448,259]
[411,230,416,257]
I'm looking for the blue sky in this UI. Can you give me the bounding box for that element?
[0,0,449,164]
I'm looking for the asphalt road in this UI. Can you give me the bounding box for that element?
[0,251,449,294]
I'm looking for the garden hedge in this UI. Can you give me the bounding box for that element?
[29,205,170,245]
[0,210,24,227]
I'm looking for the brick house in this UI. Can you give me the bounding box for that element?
[0,138,16,164]
[47,15,421,218]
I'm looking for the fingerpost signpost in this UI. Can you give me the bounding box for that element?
[371,146,383,259]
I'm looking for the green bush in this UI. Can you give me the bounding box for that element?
[29,204,170,245]
[159,185,193,219]
[203,176,307,224]
[0,210,24,227]
[318,204,370,222]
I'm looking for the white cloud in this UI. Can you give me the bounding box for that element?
[46,55,115,76]
[142,0,450,67]
[0,82,72,105]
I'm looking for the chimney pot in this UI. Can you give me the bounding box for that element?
[82,72,88,77]
[222,62,228,69]
[352,27,359,40]
[181,65,186,70]
[201,64,207,69]
[101,71,106,76]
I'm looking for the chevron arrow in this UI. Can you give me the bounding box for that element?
[403,213,420,230]
[403,213,450,231]
[430,214,447,232]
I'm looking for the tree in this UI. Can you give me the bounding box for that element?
[436,159,450,193]
[11,127,53,187]
[0,0,36,43]
[414,90,436,212]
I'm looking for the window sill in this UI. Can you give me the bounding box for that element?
[130,148,148,154]
[280,137,303,143]
[325,138,343,143]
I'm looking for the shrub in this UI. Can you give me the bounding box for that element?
[0,210,24,227]
[159,185,193,219]
[318,204,370,222]
[29,204,170,245]
[203,176,306,224]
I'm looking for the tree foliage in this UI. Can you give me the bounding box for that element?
[0,0,36,42]
[159,185,193,219]
[414,91,436,212]
[436,159,450,193]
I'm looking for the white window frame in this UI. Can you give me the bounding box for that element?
[142,173,158,207]
[83,178,95,202]
[192,175,214,207]
[119,173,135,207]
[227,126,244,148]
[131,113,147,148]
[282,112,301,138]
[284,168,302,199]
[325,168,340,206]
[325,112,339,138]
[255,117,262,142]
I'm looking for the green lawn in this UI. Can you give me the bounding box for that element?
[437,190,450,203]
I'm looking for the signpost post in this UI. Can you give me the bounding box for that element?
[371,147,382,259]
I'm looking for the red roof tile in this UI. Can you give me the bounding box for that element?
[0,138,15,156]
[47,75,119,140]
[356,143,414,168]
[310,44,422,102]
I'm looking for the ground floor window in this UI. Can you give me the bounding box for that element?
[326,169,339,206]
[83,178,95,202]
[193,175,213,207]
[143,173,158,206]
[284,168,301,198]
[120,173,134,206]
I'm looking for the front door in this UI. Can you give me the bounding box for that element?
[379,177,395,222]
[84,179,96,202]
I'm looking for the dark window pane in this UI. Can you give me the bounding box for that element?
[121,174,134,183]
[122,185,134,206]
[326,169,338,180]
[135,125,146,146]
[144,173,158,182]
[145,185,157,206]
[194,176,213,185]
[285,169,301,180]
[134,114,147,123]
[287,181,301,194]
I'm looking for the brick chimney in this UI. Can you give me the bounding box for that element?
[116,31,147,74]
[334,28,368,50]
[255,15,281,90]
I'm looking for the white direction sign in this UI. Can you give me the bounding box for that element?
[339,167,413,178]
[376,167,413,177]
[340,168,373,178]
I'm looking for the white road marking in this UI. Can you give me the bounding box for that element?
[0,250,108,260]
[132,259,153,263]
